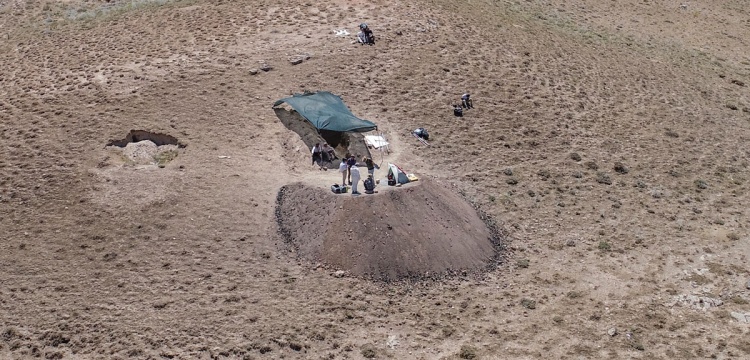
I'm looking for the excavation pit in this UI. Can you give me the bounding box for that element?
[274,108,371,169]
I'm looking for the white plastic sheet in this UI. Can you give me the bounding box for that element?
[364,135,389,149]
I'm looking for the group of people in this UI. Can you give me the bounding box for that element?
[337,153,376,195]
[311,142,336,170]
[453,93,474,117]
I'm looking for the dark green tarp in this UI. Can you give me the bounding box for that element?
[272,91,377,132]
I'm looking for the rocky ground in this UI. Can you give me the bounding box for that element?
[1,0,749,359]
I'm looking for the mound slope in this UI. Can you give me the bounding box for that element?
[276,180,500,280]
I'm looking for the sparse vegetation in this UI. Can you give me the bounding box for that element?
[665,129,679,138]
[459,345,477,359]
[154,149,179,167]
[360,344,377,358]
[598,241,612,251]
[521,298,536,309]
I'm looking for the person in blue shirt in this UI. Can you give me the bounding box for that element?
[461,93,473,109]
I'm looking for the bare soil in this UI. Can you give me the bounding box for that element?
[1,0,750,359]
[276,179,500,281]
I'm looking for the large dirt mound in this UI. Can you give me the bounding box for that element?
[275,179,502,281]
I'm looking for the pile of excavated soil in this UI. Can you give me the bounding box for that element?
[275,179,501,281]
[114,140,179,165]
[121,140,159,164]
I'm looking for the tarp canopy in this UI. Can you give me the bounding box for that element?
[273,91,377,133]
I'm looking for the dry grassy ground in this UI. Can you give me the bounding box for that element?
[1,0,750,359]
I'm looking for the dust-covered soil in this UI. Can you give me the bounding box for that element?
[1,0,750,359]
[276,179,500,281]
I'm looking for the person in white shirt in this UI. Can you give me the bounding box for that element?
[338,159,348,187]
[350,165,362,195]
[311,143,322,168]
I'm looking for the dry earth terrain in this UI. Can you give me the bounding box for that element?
[1,0,750,359]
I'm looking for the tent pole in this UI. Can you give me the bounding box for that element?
[378,129,385,168]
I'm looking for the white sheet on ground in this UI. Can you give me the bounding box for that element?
[364,135,389,149]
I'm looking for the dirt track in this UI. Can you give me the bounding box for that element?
[1,0,750,359]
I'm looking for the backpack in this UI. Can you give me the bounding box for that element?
[414,128,429,140]
[364,178,375,193]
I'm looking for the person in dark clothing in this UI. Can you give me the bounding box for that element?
[357,23,375,45]
[346,155,357,185]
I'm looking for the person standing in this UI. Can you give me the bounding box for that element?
[346,155,357,185]
[312,143,322,168]
[363,156,375,178]
[338,159,348,187]
[350,165,362,195]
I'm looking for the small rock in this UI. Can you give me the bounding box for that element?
[395,30,403,35]
[731,312,750,323]
[607,327,617,336]
[566,239,576,247]
[260,63,272,72]
[289,54,310,65]
[596,172,612,185]
[746,279,750,290]
[503,168,513,176]
[730,311,750,323]
[333,270,346,278]
[731,79,745,87]
[570,152,582,161]
[614,162,629,174]
[249,69,259,75]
